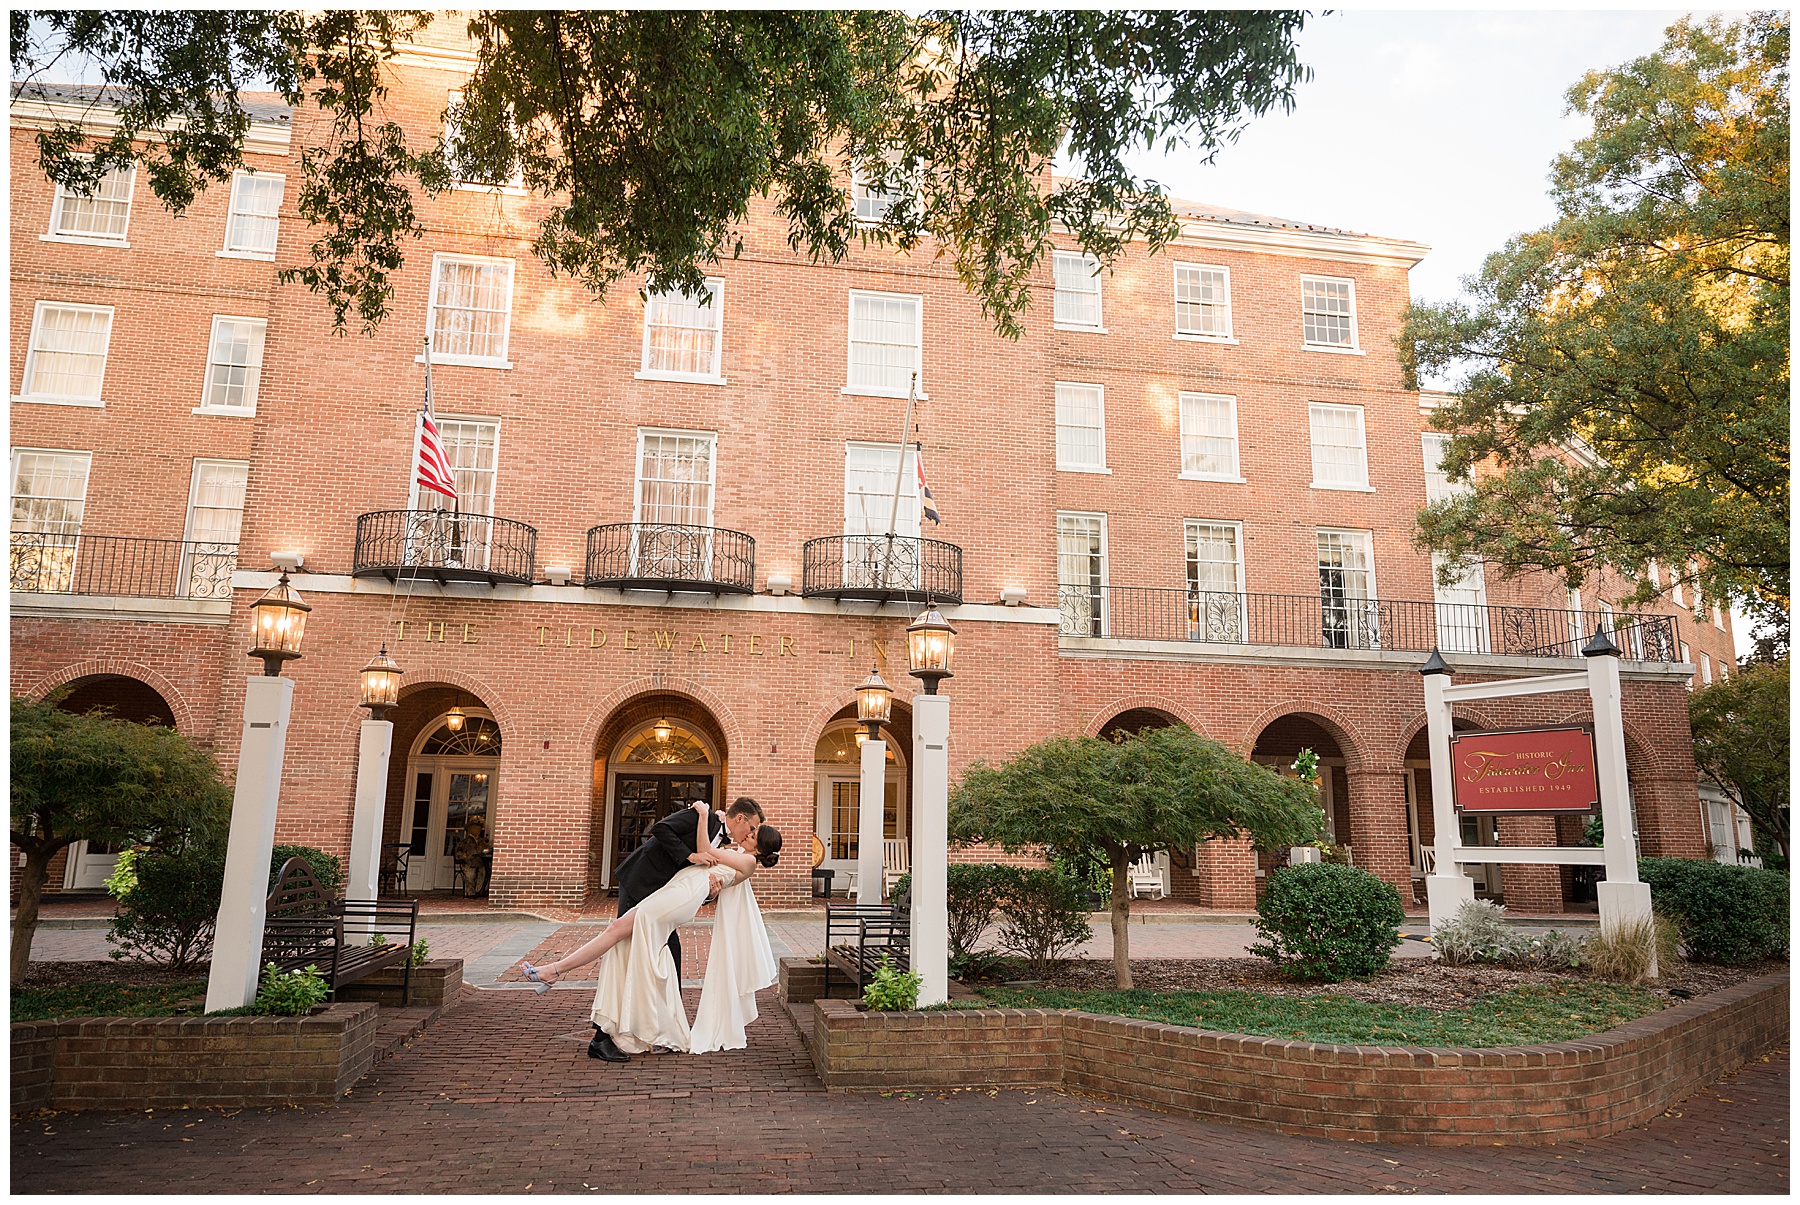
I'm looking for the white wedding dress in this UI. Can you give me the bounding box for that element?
[589,863,777,1055]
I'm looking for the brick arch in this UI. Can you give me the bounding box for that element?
[1393,706,1503,764]
[1554,707,1669,778]
[25,660,198,737]
[796,688,920,767]
[575,675,746,766]
[334,669,522,759]
[1083,695,1204,739]
[1240,701,1368,772]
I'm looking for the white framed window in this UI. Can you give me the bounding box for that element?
[1309,403,1370,490]
[181,460,247,598]
[845,290,923,398]
[1432,553,1489,653]
[409,416,500,515]
[1712,599,1725,627]
[1053,252,1104,330]
[1700,652,1712,684]
[634,429,717,528]
[197,317,267,414]
[1317,529,1378,649]
[1057,512,1108,637]
[1680,640,1692,686]
[1055,383,1107,472]
[638,279,725,383]
[45,160,136,245]
[19,302,114,406]
[443,91,525,192]
[1173,263,1232,340]
[1566,587,1585,654]
[219,171,284,258]
[1301,275,1358,351]
[10,449,91,594]
[1421,432,1470,502]
[844,442,923,591]
[851,160,909,224]
[1185,520,1245,643]
[1647,560,1661,587]
[424,254,515,368]
[1671,575,1685,608]
[1179,392,1242,481]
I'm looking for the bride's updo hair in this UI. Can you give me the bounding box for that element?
[753,824,782,868]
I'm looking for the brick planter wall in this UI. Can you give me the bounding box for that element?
[336,958,464,1008]
[779,956,827,1006]
[12,1001,380,1112]
[812,973,1787,1145]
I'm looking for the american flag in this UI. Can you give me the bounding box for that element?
[915,442,941,524]
[414,351,459,504]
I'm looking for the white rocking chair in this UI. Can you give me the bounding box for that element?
[1128,854,1167,899]
[882,838,909,893]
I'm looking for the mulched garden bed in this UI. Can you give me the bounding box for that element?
[17,960,212,991]
[1014,955,1782,1011]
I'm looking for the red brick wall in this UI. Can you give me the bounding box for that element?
[813,971,1789,1145]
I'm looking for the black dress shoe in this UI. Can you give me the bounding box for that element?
[588,1031,630,1062]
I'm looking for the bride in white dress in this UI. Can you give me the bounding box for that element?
[521,802,781,1055]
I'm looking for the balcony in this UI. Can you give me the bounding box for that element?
[583,523,756,594]
[10,532,237,599]
[1057,584,1682,663]
[802,534,964,604]
[353,509,538,586]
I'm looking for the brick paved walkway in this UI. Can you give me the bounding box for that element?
[11,976,1787,1194]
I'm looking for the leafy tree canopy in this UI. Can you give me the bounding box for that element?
[10,696,231,977]
[1399,13,1788,645]
[1688,656,1789,864]
[949,724,1323,986]
[11,9,1312,339]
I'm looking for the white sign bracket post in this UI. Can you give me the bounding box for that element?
[1420,630,1654,977]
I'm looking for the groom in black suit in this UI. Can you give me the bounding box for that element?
[589,795,764,1062]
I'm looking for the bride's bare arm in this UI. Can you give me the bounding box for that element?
[710,845,756,878]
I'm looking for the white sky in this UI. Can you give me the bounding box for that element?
[1129,7,1759,660]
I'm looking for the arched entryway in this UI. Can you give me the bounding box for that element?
[592,694,729,891]
[1094,706,1184,894]
[1251,714,1351,844]
[401,710,501,893]
[813,709,910,888]
[53,674,178,890]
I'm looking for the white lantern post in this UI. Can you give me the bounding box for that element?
[205,571,310,1013]
[347,646,403,916]
[854,665,894,903]
[906,603,956,1009]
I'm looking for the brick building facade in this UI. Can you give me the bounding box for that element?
[10,38,1737,911]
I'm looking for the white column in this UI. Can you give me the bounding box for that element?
[911,692,949,1008]
[856,735,887,903]
[205,675,296,1013]
[1422,667,1475,933]
[1587,643,1655,976]
[347,719,394,904]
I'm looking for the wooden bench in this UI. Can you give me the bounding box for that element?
[822,889,910,999]
[261,857,420,1005]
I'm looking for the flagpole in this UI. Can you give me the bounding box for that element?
[877,372,919,591]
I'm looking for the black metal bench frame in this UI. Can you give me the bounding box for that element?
[262,857,420,1005]
[822,893,910,999]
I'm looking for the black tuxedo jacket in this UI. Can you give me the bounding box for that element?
[612,806,723,977]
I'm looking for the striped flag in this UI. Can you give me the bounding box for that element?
[414,351,459,504]
[915,442,941,524]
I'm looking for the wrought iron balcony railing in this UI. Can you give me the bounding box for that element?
[1057,584,1681,663]
[353,509,538,586]
[10,531,238,600]
[583,523,756,594]
[801,533,963,604]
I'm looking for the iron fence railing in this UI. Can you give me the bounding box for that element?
[583,522,756,593]
[353,509,538,585]
[801,534,963,603]
[1057,584,1682,663]
[9,531,238,599]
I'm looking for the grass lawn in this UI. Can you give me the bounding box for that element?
[13,981,207,1022]
[966,980,1667,1046]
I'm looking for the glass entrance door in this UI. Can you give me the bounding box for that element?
[404,762,497,890]
[612,774,713,879]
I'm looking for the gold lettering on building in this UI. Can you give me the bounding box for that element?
[690,634,709,653]
[871,638,889,667]
[780,635,796,657]
[590,627,606,648]
[651,629,675,650]
[424,621,447,643]
[537,625,551,646]
[462,623,479,645]
[720,633,732,654]
[623,629,638,650]
[394,620,407,642]
[748,633,763,656]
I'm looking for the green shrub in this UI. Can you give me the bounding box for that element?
[105,845,224,970]
[1249,862,1405,982]
[994,868,1092,978]
[411,938,430,967]
[254,962,329,1015]
[862,954,922,1011]
[268,845,342,896]
[1638,857,1788,964]
[946,863,1011,958]
[1432,899,1584,969]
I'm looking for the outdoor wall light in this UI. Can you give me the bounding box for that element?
[906,603,956,694]
[247,572,310,676]
[358,645,403,719]
[654,715,673,743]
[445,697,467,732]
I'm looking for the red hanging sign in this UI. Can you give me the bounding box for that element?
[1448,725,1601,815]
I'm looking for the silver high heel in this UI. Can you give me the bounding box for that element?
[520,961,554,994]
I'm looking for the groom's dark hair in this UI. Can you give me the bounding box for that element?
[726,796,764,822]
